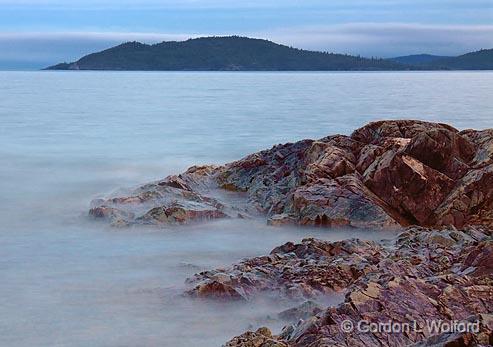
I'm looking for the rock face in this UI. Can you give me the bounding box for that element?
[90,120,493,229]
[213,227,492,347]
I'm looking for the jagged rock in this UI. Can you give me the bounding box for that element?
[190,280,245,300]
[409,314,493,347]
[213,227,492,346]
[292,174,400,228]
[403,128,474,180]
[432,164,493,228]
[186,238,386,300]
[90,120,493,229]
[223,327,288,347]
[89,165,248,225]
[350,120,458,145]
[363,152,456,225]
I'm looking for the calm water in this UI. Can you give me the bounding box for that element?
[1,71,492,346]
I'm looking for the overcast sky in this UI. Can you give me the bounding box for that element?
[1,0,492,69]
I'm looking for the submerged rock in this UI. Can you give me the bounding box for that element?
[89,120,493,229]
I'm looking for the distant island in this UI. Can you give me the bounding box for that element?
[46,36,493,71]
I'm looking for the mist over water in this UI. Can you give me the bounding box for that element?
[1,71,492,346]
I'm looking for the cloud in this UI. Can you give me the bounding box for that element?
[1,23,492,69]
[263,23,493,57]
[0,32,197,68]
[0,0,327,9]
[0,31,194,43]
[0,0,490,10]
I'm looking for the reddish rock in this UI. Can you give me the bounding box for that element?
[137,203,227,224]
[403,128,474,179]
[186,238,387,300]
[432,164,493,229]
[219,227,492,347]
[88,165,247,225]
[363,153,455,225]
[350,120,458,146]
[292,175,399,228]
[90,120,493,229]
[301,141,356,182]
[190,280,245,300]
[224,327,288,347]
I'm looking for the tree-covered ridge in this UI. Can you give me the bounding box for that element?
[46,36,493,71]
[421,48,493,70]
[388,54,451,65]
[46,36,403,71]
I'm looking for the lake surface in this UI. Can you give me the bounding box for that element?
[1,71,492,346]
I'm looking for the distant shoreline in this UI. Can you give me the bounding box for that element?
[1,69,492,73]
[45,36,493,71]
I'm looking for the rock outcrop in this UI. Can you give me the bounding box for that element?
[89,165,251,226]
[186,238,385,300]
[212,227,492,346]
[224,327,288,347]
[87,120,493,346]
[90,120,493,229]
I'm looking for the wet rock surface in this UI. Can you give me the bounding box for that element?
[89,165,252,226]
[87,120,493,346]
[90,120,493,229]
[214,227,492,346]
[186,238,386,300]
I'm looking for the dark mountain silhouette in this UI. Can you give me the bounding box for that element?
[388,54,451,65]
[420,49,493,70]
[45,36,404,71]
[46,36,493,71]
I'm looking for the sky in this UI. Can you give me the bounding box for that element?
[0,0,492,69]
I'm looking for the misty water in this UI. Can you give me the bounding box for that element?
[1,71,492,346]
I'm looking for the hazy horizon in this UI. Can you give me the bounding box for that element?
[3,35,492,71]
[1,0,492,69]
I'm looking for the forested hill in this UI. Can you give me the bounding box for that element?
[388,54,451,65]
[420,49,493,70]
[46,36,493,71]
[46,36,404,71]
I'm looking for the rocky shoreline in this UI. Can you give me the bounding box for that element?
[218,226,492,346]
[90,120,493,230]
[89,120,493,346]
